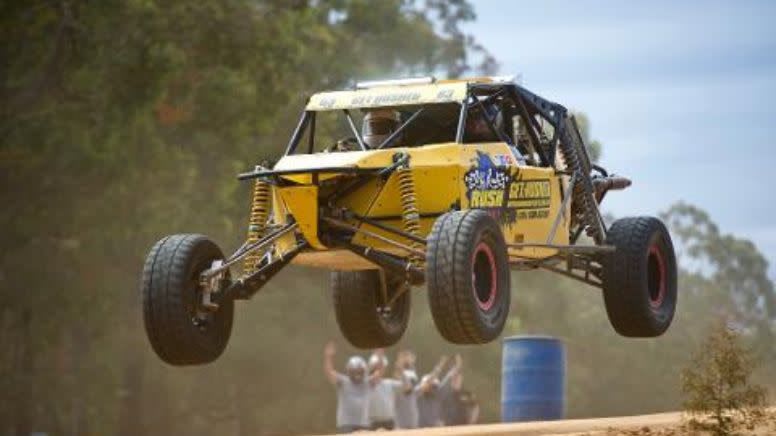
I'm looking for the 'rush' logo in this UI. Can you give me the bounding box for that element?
[470,190,503,207]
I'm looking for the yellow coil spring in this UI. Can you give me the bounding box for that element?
[396,165,423,267]
[244,180,271,274]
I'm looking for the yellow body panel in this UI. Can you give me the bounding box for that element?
[271,142,570,269]
[276,186,323,249]
[272,189,300,254]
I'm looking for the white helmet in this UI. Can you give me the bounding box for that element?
[345,356,367,383]
[362,109,401,148]
[402,369,418,386]
[368,353,388,371]
[346,356,367,372]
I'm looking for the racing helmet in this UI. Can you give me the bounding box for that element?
[466,103,502,142]
[345,356,367,383]
[362,109,401,148]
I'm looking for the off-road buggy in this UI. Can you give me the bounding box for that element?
[141,76,677,365]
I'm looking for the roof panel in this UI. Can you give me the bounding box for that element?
[305,82,468,111]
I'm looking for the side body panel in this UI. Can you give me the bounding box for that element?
[270,142,569,270]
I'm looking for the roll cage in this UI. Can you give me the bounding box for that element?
[230,80,632,298]
[274,81,589,169]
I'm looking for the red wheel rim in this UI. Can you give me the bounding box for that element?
[472,242,498,311]
[647,244,667,308]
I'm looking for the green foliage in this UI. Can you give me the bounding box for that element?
[681,320,767,435]
[0,1,494,434]
[661,202,776,357]
[572,112,602,163]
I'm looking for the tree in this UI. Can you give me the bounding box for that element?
[4,2,776,431]
[661,202,776,357]
[0,1,496,433]
[571,112,602,163]
[681,319,767,435]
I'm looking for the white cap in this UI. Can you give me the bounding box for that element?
[346,356,367,372]
[368,353,388,370]
[403,370,418,385]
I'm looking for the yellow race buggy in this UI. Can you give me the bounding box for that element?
[141,76,677,365]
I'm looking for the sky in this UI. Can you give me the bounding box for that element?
[465,0,776,277]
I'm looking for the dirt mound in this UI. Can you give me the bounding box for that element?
[316,409,776,436]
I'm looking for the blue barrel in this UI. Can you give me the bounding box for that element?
[501,335,566,422]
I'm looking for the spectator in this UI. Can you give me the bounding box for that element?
[394,350,417,375]
[442,371,480,425]
[417,354,462,427]
[391,350,420,429]
[394,368,421,429]
[323,342,374,433]
[366,351,401,430]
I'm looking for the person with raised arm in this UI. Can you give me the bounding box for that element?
[442,366,480,425]
[366,350,402,430]
[417,354,462,427]
[323,341,371,433]
[393,350,422,429]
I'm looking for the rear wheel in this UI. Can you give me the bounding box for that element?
[426,210,511,344]
[602,217,677,337]
[331,270,410,349]
[141,234,234,365]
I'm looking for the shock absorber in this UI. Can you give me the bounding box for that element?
[558,116,605,244]
[396,157,423,267]
[244,179,271,274]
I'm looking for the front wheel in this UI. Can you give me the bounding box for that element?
[602,216,677,337]
[426,210,511,344]
[141,234,234,365]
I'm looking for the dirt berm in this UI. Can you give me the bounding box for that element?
[316,411,683,436]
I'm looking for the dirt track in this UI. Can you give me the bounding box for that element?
[317,412,684,436]
[316,409,776,435]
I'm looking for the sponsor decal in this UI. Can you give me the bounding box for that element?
[508,180,551,208]
[463,151,551,223]
[464,151,510,208]
[493,154,513,166]
[306,84,466,110]
[318,97,336,109]
[351,91,422,107]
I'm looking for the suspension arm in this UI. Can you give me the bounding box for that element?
[220,241,309,301]
[200,222,298,281]
[321,217,426,259]
[341,241,425,285]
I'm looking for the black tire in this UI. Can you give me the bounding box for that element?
[331,270,410,349]
[602,217,677,337]
[141,234,234,365]
[426,210,511,344]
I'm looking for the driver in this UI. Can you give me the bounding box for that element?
[362,109,401,148]
[465,104,501,143]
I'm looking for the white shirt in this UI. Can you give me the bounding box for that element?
[368,378,401,422]
[335,373,370,427]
